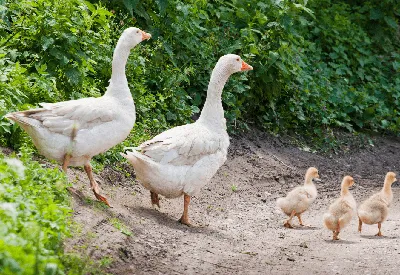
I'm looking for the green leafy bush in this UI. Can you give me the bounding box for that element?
[1,0,399,151]
[0,148,71,275]
[93,1,391,140]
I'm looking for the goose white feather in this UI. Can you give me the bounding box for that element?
[6,27,150,166]
[122,54,253,224]
[5,27,151,205]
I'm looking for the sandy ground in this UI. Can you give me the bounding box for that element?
[64,131,400,274]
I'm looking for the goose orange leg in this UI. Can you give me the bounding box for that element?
[284,210,296,228]
[178,194,191,226]
[84,163,111,207]
[62,154,82,197]
[62,154,71,173]
[150,191,160,208]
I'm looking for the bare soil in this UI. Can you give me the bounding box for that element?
[65,130,400,274]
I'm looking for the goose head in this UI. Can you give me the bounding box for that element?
[216,54,253,75]
[119,27,151,49]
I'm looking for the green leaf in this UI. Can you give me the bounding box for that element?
[370,8,383,20]
[122,0,139,16]
[41,37,54,51]
[65,68,81,85]
[45,263,58,275]
[384,16,398,29]
[155,0,168,15]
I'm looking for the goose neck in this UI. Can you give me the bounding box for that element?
[110,42,130,87]
[198,66,230,126]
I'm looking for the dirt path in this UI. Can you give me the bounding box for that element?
[65,131,400,274]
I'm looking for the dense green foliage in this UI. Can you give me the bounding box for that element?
[98,0,400,138]
[0,148,70,275]
[1,0,399,145]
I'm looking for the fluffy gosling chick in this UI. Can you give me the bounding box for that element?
[358,172,397,236]
[276,167,321,228]
[323,176,356,240]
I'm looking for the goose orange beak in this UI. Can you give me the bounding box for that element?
[141,31,152,41]
[241,61,253,71]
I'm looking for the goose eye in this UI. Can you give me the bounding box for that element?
[236,58,240,61]
[137,30,139,33]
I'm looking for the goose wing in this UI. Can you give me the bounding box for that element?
[137,124,225,166]
[6,97,115,136]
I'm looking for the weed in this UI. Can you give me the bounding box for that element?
[109,218,133,236]
[99,256,113,268]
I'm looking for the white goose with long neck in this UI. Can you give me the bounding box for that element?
[5,27,151,206]
[123,54,253,225]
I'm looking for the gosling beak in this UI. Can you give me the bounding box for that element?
[241,60,253,71]
[312,178,322,183]
[141,31,152,41]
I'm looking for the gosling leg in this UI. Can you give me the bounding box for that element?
[333,221,341,240]
[150,191,160,208]
[375,222,383,236]
[284,210,296,228]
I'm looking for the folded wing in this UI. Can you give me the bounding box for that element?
[6,97,115,136]
[138,124,223,166]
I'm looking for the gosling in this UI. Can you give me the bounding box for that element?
[323,176,356,240]
[358,172,397,236]
[276,167,321,228]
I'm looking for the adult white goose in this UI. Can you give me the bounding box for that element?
[122,54,253,225]
[6,27,151,206]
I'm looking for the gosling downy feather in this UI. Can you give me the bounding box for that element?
[276,167,321,228]
[122,54,253,225]
[323,176,356,240]
[358,172,397,236]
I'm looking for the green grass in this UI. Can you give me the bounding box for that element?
[231,184,238,192]
[109,217,133,236]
